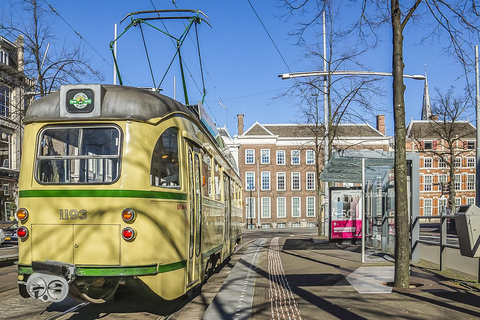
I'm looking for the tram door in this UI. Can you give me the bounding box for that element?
[224,175,231,251]
[187,146,202,287]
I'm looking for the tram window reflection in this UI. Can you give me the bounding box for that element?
[36,126,121,184]
[150,128,180,188]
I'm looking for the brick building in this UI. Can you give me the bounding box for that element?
[227,114,391,228]
[406,119,476,216]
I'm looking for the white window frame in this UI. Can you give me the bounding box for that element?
[424,198,432,216]
[277,197,286,218]
[292,197,301,217]
[245,172,255,190]
[261,149,270,164]
[467,197,475,205]
[467,174,475,191]
[438,157,447,168]
[454,174,461,191]
[246,197,255,219]
[291,172,300,191]
[306,149,315,165]
[467,157,475,168]
[276,150,285,165]
[306,196,315,217]
[423,175,432,191]
[439,198,447,215]
[261,171,271,191]
[306,172,315,190]
[454,157,462,168]
[245,149,255,164]
[291,150,300,165]
[277,172,286,191]
[424,157,432,168]
[261,197,271,218]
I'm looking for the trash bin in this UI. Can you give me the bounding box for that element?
[455,205,480,258]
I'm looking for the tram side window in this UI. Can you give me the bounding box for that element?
[150,128,180,188]
[202,153,212,198]
[36,126,121,184]
[214,161,221,201]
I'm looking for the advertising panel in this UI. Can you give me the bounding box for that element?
[330,187,362,240]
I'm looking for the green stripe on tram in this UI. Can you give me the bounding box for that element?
[19,189,187,201]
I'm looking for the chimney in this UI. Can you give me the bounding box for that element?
[15,35,24,73]
[376,115,385,135]
[237,114,244,135]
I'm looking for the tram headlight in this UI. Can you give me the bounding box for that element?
[122,227,136,241]
[17,226,29,239]
[121,208,135,222]
[16,208,29,221]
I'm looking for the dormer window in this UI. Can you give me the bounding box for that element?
[424,140,433,150]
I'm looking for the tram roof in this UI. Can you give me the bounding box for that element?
[24,84,193,124]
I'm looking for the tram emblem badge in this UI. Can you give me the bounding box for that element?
[69,92,92,109]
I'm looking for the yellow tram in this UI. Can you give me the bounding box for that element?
[16,84,243,303]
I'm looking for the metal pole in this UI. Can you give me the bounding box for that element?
[475,45,480,207]
[113,23,117,85]
[257,159,260,228]
[250,187,253,229]
[361,157,366,263]
[323,10,330,237]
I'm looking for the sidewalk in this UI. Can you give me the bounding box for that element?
[205,235,480,320]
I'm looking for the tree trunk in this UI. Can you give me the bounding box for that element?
[392,0,410,288]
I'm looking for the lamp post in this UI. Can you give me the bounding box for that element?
[249,183,253,229]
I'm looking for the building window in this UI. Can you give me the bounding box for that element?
[292,172,300,191]
[467,141,475,149]
[246,197,255,219]
[424,140,433,150]
[467,197,475,205]
[455,174,461,191]
[424,157,432,168]
[0,85,10,118]
[438,157,447,168]
[261,149,270,164]
[246,172,255,190]
[277,197,286,218]
[306,172,315,190]
[439,198,447,215]
[261,171,270,190]
[454,157,462,168]
[467,174,475,190]
[277,172,286,191]
[423,175,432,191]
[424,199,432,216]
[467,157,475,168]
[455,198,462,207]
[261,197,271,218]
[439,174,447,184]
[277,150,285,165]
[291,150,300,165]
[245,149,255,164]
[306,150,315,165]
[292,197,301,217]
[307,196,315,217]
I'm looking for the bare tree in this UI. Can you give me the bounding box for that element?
[280,0,480,288]
[1,0,102,97]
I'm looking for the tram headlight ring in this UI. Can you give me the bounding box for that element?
[122,227,136,241]
[16,208,29,221]
[121,208,135,223]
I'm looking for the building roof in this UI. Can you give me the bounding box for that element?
[242,122,384,138]
[406,120,476,140]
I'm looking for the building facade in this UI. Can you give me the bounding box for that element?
[226,115,391,228]
[406,119,477,216]
[0,35,31,220]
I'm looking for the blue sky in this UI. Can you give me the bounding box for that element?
[1,0,475,136]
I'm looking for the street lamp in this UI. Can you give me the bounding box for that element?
[249,183,253,229]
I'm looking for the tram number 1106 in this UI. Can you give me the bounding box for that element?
[59,209,88,220]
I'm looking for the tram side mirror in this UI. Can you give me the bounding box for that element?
[455,205,480,258]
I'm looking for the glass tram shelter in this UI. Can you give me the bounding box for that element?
[321,150,420,262]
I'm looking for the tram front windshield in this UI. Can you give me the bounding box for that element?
[36,126,121,184]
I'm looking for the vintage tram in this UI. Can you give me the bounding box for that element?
[16,84,242,303]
